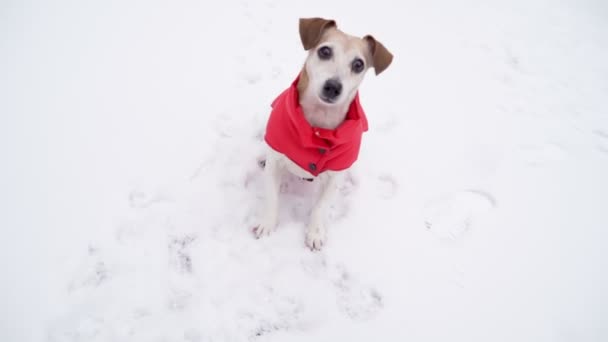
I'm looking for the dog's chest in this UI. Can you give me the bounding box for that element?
[303,109,346,130]
[300,97,349,130]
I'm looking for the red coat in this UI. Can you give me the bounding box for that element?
[264,76,369,176]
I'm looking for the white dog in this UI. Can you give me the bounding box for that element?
[254,17,393,250]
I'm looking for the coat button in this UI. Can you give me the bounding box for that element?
[318,148,327,154]
[308,162,317,172]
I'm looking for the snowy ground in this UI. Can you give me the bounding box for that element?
[1,0,608,341]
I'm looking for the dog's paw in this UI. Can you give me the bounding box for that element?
[305,225,326,251]
[253,220,276,239]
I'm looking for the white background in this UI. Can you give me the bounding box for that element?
[1,0,607,341]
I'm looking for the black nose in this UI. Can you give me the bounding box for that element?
[322,79,342,101]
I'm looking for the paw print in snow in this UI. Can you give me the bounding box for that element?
[376,173,398,199]
[331,265,383,321]
[593,130,608,154]
[169,235,197,274]
[518,142,567,166]
[68,245,109,292]
[423,190,496,240]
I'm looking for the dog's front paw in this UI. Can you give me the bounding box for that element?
[305,224,326,251]
[253,220,276,239]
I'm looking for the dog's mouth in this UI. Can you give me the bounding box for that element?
[318,93,339,105]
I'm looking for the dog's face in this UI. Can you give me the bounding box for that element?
[305,30,371,105]
[298,18,393,106]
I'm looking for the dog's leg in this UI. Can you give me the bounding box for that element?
[254,153,281,238]
[305,172,340,250]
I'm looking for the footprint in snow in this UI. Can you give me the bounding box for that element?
[518,142,567,166]
[242,72,262,85]
[593,129,608,154]
[245,291,304,340]
[271,66,282,79]
[167,288,193,312]
[331,264,383,321]
[300,259,383,321]
[128,188,172,209]
[375,173,398,199]
[68,244,109,292]
[423,190,496,240]
[375,116,400,133]
[168,235,196,274]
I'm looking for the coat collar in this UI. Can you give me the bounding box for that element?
[272,75,369,148]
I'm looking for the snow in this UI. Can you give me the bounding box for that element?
[1,0,608,341]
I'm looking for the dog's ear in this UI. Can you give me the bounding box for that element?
[364,35,393,75]
[299,18,336,50]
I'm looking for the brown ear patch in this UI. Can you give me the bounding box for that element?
[364,35,393,75]
[297,66,309,95]
[299,17,336,50]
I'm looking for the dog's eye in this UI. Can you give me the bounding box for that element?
[317,46,332,60]
[351,58,365,73]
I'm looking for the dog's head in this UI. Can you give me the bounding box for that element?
[298,17,393,106]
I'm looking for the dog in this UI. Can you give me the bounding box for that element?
[254,17,393,250]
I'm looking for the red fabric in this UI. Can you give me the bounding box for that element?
[264,75,369,176]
